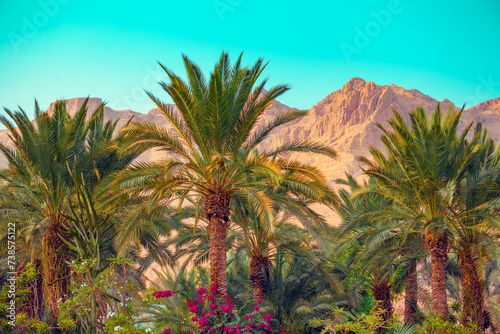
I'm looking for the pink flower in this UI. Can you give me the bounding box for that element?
[199,316,209,326]
[222,304,233,313]
[164,329,171,334]
[191,316,198,322]
[152,290,164,298]
[197,286,207,295]
[189,305,200,313]
[254,305,260,311]
[153,290,175,298]
[257,299,262,304]
[210,284,218,294]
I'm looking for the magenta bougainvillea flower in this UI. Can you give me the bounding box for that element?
[153,283,285,333]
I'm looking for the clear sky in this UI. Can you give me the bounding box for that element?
[1,0,499,117]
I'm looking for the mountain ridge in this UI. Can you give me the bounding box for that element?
[2,79,500,224]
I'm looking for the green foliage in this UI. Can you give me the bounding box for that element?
[25,320,50,334]
[417,315,483,334]
[58,256,147,333]
[315,309,417,334]
[0,262,37,303]
[58,317,76,331]
[332,312,386,334]
[0,262,42,333]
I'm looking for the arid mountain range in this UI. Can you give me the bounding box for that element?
[2,77,500,224]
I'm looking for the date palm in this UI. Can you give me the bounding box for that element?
[0,99,135,322]
[451,134,500,330]
[335,175,425,325]
[261,253,341,334]
[112,52,336,298]
[230,196,321,301]
[358,104,484,320]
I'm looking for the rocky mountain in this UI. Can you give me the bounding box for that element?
[260,78,500,185]
[2,78,500,224]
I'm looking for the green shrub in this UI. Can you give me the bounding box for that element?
[417,315,483,334]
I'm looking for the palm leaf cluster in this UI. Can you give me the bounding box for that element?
[106,52,337,300]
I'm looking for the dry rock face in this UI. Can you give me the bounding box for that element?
[1,78,500,225]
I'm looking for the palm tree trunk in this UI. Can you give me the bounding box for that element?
[404,259,418,325]
[371,280,393,326]
[204,193,231,299]
[42,223,70,324]
[459,241,487,330]
[250,256,265,301]
[425,231,448,320]
[208,215,228,299]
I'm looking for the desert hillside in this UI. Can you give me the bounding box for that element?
[2,78,500,224]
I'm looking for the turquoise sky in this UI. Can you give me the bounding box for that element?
[1,0,499,116]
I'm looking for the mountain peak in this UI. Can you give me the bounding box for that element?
[46,97,104,116]
[342,77,367,92]
[468,97,500,113]
[347,77,366,84]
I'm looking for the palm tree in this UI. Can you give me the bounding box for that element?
[0,99,135,322]
[261,253,341,334]
[112,52,337,298]
[358,104,484,320]
[451,133,500,330]
[231,202,316,301]
[336,175,416,324]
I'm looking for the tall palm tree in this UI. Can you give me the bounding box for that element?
[112,52,337,298]
[358,104,484,320]
[451,133,500,330]
[0,99,135,322]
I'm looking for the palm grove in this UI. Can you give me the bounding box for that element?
[0,53,499,334]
